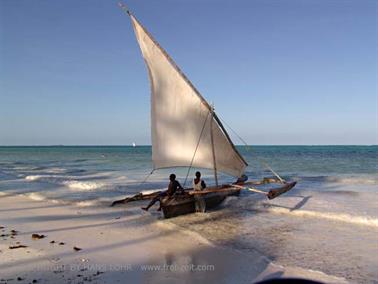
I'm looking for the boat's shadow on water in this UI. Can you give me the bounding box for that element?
[262,196,312,212]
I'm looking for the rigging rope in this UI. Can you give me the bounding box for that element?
[218,116,285,183]
[183,111,211,187]
[121,169,154,195]
[140,170,154,185]
[134,111,210,190]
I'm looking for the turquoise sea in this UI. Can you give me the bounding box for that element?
[0,145,377,282]
[0,145,377,204]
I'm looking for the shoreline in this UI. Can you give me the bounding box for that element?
[0,194,347,283]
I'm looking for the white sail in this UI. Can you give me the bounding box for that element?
[129,14,247,177]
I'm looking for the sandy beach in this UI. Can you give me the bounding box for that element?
[1,0,376,282]
[0,194,348,284]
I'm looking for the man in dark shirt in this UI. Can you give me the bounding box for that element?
[142,173,183,211]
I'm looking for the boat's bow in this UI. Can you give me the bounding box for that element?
[267,181,297,199]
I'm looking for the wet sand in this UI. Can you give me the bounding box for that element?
[0,194,346,284]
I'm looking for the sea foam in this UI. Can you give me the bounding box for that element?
[62,181,104,191]
[24,192,46,201]
[263,206,378,228]
[25,175,44,181]
[298,175,378,185]
[25,174,104,191]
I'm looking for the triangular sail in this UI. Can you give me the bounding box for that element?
[129,14,247,177]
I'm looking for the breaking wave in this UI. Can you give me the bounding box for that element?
[62,181,104,191]
[262,206,378,228]
[24,192,47,201]
[24,175,104,191]
[25,175,45,181]
[42,167,67,174]
[297,176,378,185]
[76,200,97,207]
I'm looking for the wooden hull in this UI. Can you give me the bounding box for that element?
[110,178,297,219]
[161,186,240,219]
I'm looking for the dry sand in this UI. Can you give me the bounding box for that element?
[0,194,347,283]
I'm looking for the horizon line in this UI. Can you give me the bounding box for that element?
[0,144,376,147]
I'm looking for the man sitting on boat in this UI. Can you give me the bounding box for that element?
[142,173,183,211]
[193,171,206,212]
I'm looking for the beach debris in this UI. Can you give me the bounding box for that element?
[73,246,82,251]
[115,216,121,219]
[81,258,89,262]
[32,280,38,283]
[32,233,46,240]
[53,266,65,274]
[0,226,4,229]
[0,234,9,238]
[17,277,24,281]
[59,242,65,245]
[50,240,56,244]
[10,230,18,235]
[9,245,28,249]
[50,257,61,263]
[94,271,104,276]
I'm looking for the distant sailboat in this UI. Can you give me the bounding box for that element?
[132,142,136,147]
[114,4,296,218]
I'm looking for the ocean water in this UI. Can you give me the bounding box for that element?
[0,146,377,282]
[0,146,376,203]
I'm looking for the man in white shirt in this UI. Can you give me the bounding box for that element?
[193,171,206,212]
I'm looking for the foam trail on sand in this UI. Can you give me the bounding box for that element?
[263,206,378,228]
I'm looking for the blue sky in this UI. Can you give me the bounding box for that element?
[0,0,376,145]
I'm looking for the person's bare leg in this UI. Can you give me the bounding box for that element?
[142,196,159,211]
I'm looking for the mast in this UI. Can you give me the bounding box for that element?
[210,105,219,187]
